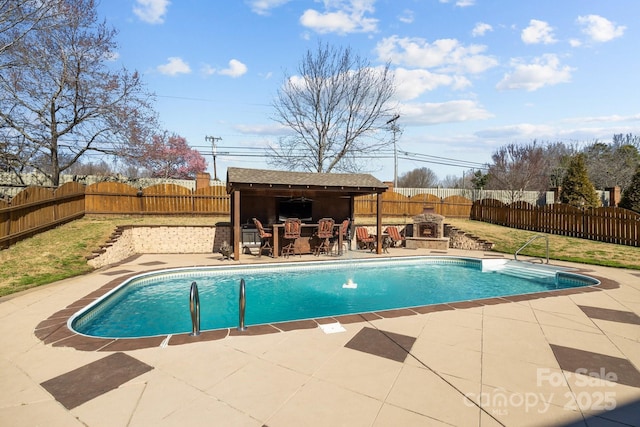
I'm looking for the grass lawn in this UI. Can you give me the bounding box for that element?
[0,215,638,297]
[446,218,640,269]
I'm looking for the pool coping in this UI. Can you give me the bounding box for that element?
[34,262,619,352]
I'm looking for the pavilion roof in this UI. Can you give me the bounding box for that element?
[226,167,387,194]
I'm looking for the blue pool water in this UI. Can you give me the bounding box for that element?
[70,257,598,338]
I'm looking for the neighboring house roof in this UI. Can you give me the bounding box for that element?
[226,167,387,194]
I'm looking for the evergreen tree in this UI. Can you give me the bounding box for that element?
[560,154,600,208]
[619,167,640,213]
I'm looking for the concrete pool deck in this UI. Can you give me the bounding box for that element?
[1,248,640,426]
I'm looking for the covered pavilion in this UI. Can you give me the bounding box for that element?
[226,167,388,260]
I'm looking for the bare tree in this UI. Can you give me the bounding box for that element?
[0,0,61,64]
[0,0,157,186]
[486,141,550,202]
[270,42,395,173]
[439,174,464,188]
[397,167,438,188]
[583,134,640,191]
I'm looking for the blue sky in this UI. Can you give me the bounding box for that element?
[98,0,638,182]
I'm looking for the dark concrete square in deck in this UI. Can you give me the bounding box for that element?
[138,261,167,266]
[101,269,135,276]
[579,305,640,325]
[40,352,153,409]
[550,344,640,388]
[345,327,416,363]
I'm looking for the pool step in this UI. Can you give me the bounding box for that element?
[484,260,563,282]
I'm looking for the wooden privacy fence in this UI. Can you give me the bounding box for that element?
[354,192,473,218]
[85,182,230,215]
[0,182,231,248]
[471,199,640,246]
[0,182,85,248]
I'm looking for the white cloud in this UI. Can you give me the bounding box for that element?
[201,60,248,78]
[375,36,497,74]
[399,100,492,125]
[219,59,248,78]
[475,123,554,139]
[472,22,492,37]
[157,57,191,76]
[201,64,216,76]
[577,15,625,43]
[247,0,291,16]
[496,54,573,91]
[300,0,378,34]
[133,0,170,24]
[394,68,471,100]
[562,113,640,124]
[475,121,640,144]
[439,0,476,6]
[398,9,414,24]
[521,19,556,44]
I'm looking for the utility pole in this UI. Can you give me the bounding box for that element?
[386,114,400,188]
[204,135,222,181]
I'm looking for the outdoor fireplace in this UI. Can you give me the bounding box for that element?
[405,207,449,250]
[412,207,444,239]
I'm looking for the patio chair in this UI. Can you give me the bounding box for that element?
[384,226,405,247]
[331,218,351,254]
[355,227,375,251]
[282,218,302,258]
[314,218,335,256]
[252,218,273,257]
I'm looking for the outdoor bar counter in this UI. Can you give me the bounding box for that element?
[271,222,343,258]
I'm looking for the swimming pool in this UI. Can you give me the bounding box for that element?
[69,257,599,338]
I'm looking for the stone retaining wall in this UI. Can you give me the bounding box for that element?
[87,225,231,269]
[444,224,494,251]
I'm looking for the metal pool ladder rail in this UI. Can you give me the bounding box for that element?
[189,281,200,336]
[238,278,247,331]
[514,234,549,264]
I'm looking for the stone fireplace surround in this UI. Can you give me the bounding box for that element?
[405,207,449,250]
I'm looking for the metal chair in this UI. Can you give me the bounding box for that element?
[355,227,375,251]
[332,218,351,254]
[281,218,301,258]
[314,218,335,256]
[384,226,405,247]
[252,218,273,257]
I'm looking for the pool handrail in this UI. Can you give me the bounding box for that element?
[514,235,549,264]
[189,281,200,336]
[238,278,246,331]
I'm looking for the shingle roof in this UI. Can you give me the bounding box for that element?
[226,167,387,193]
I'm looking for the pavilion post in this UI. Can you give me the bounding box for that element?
[376,192,383,254]
[233,191,241,260]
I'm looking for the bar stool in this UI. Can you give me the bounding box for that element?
[282,218,301,258]
[252,218,273,257]
[315,218,335,256]
[333,218,351,254]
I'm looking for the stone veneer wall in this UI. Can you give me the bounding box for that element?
[444,224,494,251]
[88,225,231,269]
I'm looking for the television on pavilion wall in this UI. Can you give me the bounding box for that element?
[278,197,313,222]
